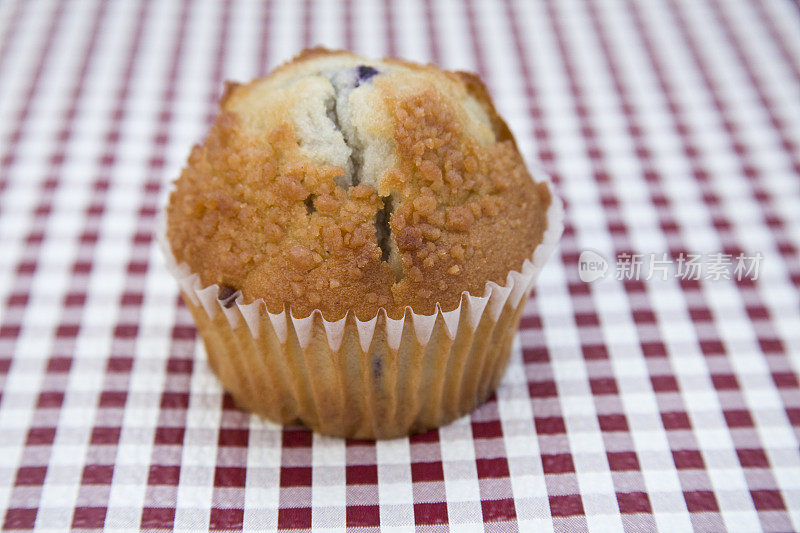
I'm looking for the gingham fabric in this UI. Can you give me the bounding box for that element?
[1,0,799,531]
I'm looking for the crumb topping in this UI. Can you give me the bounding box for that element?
[166,49,550,320]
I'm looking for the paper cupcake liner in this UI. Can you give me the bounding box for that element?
[160,168,563,439]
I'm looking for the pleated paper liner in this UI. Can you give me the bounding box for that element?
[160,170,564,439]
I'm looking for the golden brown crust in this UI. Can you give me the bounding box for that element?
[219,81,242,107]
[454,71,516,146]
[379,89,549,315]
[166,49,550,320]
[293,46,352,62]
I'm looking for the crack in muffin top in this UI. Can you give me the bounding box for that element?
[167,48,551,320]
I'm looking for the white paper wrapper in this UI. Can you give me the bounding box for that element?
[160,169,563,439]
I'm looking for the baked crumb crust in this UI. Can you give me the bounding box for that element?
[167,48,550,320]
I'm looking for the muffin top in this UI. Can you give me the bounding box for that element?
[167,48,551,320]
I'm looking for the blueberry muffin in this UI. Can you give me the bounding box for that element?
[164,48,561,439]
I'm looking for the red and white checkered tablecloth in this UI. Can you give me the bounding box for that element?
[1,0,799,530]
